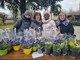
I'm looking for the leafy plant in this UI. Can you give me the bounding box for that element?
[44,42,52,49]
[70,46,80,52]
[21,39,34,49]
[53,43,61,52]
[61,42,68,55]
[10,40,20,46]
[52,43,62,56]
[70,46,80,58]
[0,40,10,50]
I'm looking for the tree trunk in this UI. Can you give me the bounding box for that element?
[1,0,4,8]
[33,9,36,13]
[20,0,26,15]
[13,12,18,23]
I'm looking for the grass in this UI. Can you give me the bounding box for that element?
[0,23,14,29]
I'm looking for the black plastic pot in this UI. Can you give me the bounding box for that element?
[61,49,68,56]
[70,51,79,58]
[44,48,52,55]
[52,51,61,56]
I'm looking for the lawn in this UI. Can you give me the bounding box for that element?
[0,23,80,39]
[0,23,14,29]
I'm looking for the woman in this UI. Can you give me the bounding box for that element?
[13,10,32,33]
[56,12,74,35]
[30,12,43,32]
[42,11,57,37]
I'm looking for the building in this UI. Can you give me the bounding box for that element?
[67,11,80,21]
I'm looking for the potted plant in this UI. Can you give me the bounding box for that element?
[4,38,11,52]
[61,42,68,56]
[76,40,80,56]
[52,42,62,56]
[44,42,52,55]
[0,40,9,56]
[32,43,38,52]
[21,39,34,55]
[11,40,21,51]
[70,39,80,58]
[40,37,53,55]
[70,46,80,58]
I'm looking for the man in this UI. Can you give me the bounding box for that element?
[13,10,32,33]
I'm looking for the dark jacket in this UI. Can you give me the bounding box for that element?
[56,19,74,35]
[13,15,32,32]
[30,20,43,32]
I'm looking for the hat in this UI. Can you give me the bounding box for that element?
[44,10,50,15]
[24,10,32,17]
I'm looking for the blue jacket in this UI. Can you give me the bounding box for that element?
[13,15,32,32]
[56,19,74,35]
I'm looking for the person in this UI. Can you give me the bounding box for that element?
[30,12,43,32]
[13,10,32,33]
[56,12,74,35]
[42,11,57,37]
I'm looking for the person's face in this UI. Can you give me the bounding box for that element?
[25,15,31,19]
[44,13,50,20]
[36,14,40,21]
[59,13,66,20]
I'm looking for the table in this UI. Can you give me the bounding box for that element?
[0,50,80,60]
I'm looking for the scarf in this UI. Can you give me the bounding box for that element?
[43,19,51,24]
[57,19,70,26]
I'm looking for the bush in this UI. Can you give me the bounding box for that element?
[71,21,80,26]
[69,15,75,21]
[0,18,2,24]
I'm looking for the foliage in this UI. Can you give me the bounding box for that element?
[10,40,20,46]
[71,21,80,26]
[51,4,61,16]
[70,15,75,21]
[0,0,63,15]
[70,46,80,53]
[53,43,62,52]
[61,42,68,51]
[0,18,2,24]
[44,42,52,49]
[20,39,34,49]
[0,40,10,50]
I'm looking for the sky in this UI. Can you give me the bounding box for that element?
[59,0,80,12]
[0,0,80,15]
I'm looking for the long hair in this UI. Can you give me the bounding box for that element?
[34,12,42,21]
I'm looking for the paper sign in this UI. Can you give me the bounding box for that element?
[32,52,43,58]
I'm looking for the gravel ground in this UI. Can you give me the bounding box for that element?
[74,26,80,40]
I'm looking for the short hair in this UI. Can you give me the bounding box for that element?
[34,12,42,20]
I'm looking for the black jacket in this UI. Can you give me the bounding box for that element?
[56,20,74,35]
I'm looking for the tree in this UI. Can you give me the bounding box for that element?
[0,0,63,16]
[0,0,5,8]
[20,0,26,14]
[7,3,18,22]
[51,4,61,16]
[0,12,7,25]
